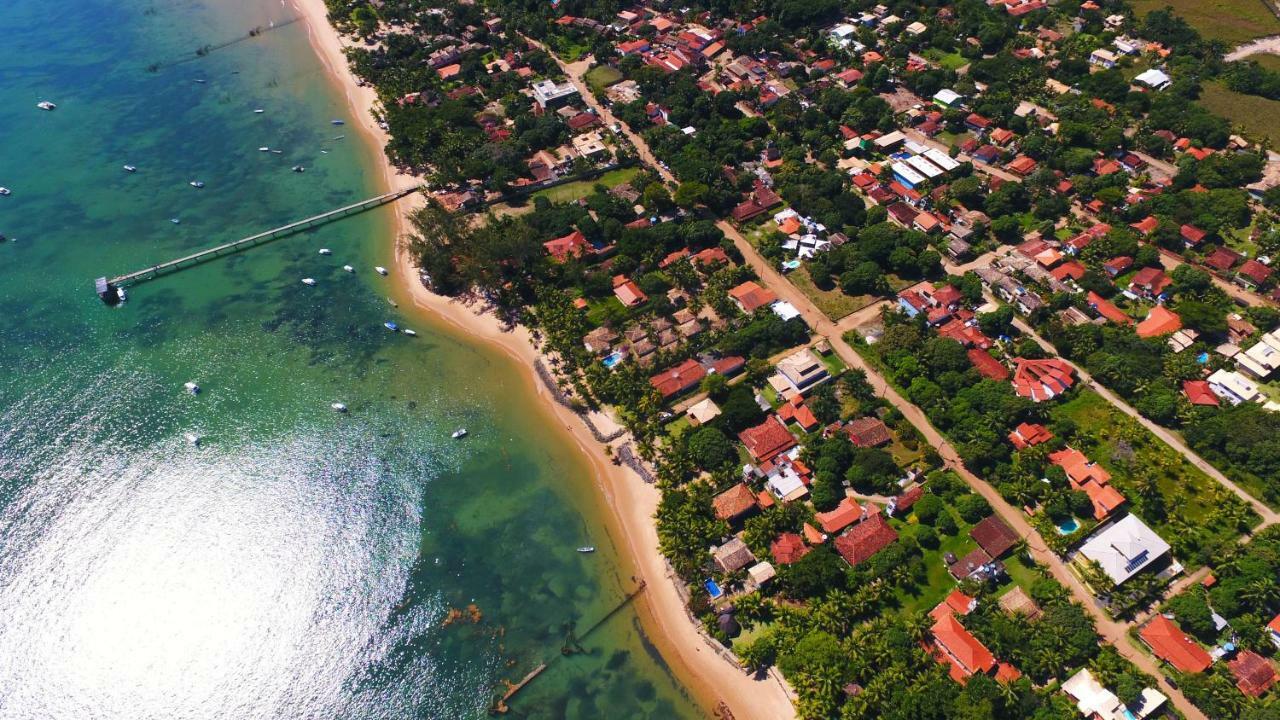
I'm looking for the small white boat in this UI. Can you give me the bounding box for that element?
[123,165,137,172]
[301,278,316,286]
[374,266,388,276]
[576,547,595,553]
[253,108,265,114]
[318,248,332,255]
[37,101,56,111]
[386,297,397,307]
[319,150,329,154]
[184,432,201,447]
[342,265,354,273]
[189,180,204,188]
[117,287,127,303]
[170,218,181,224]
[331,119,344,125]
[0,188,11,196]
[194,79,206,84]
[451,428,467,439]
[331,402,348,413]
[271,149,283,154]
[258,146,270,152]
[402,328,416,336]
[291,165,305,173]
[183,381,200,395]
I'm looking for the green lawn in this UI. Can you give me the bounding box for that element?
[584,65,623,93]
[787,265,875,321]
[892,509,975,615]
[529,167,640,204]
[1131,0,1280,45]
[924,49,967,71]
[1198,81,1280,146]
[1050,391,1258,564]
[1253,54,1280,73]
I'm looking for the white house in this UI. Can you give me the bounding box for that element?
[1208,368,1264,405]
[1134,68,1172,91]
[1062,668,1167,720]
[933,88,963,108]
[1077,514,1172,586]
[1089,48,1118,69]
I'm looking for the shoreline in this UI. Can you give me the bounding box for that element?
[288,2,797,718]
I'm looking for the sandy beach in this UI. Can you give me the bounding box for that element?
[290,2,797,717]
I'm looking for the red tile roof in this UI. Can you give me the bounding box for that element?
[970,515,1019,558]
[1130,267,1171,297]
[1181,224,1207,245]
[895,485,925,512]
[845,416,892,447]
[932,612,996,681]
[738,415,797,462]
[1131,216,1159,235]
[770,532,811,565]
[728,281,778,313]
[649,358,706,398]
[1183,380,1219,406]
[613,279,648,307]
[1136,305,1182,339]
[1239,259,1274,286]
[1205,247,1242,272]
[833,513,897,566]
[1228,650,1277,698]
[1008,422,1053,449]
[543,229,590,261]
[1012,358,1076,401]
[815,497,866,535]
[1087,291,1132,325]
[712,483,758,521]
[968,348,1010,381]
[1140,615,1212,674]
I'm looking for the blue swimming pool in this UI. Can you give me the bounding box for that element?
[705,579,724,599]
[602,350,625,369]
[1056,517,1081,535]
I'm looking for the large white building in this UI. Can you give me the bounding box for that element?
[1209,368,1264,405]
[1077,514,1171,586]
[1062,668,1167,720]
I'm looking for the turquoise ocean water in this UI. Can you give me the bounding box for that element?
[0,1,704,718]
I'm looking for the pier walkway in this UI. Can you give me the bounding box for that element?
[97,186,419,298]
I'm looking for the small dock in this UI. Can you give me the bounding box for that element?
[96,186,419,302]
[488,579,647,714]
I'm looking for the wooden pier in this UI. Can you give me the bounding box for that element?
[96,186,419,302]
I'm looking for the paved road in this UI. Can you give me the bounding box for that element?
[1156,247,1273,309]
[1009,316,1279,526]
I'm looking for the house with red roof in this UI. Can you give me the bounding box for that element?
[1008,422,1053,449]
[777,395,820,431]
[543,229,590,261]
[968,348,1010,380]
[815,497,867,534]
[1205,246,1242,273]
[1228,650,1277,697]
[613,277,648,307]
[1180,224,1207,248]
[1006,155,1038,176]
[728,280,778,314]
[1103,256,1134,277]
[1140,615,1212,674]
[738,415,797,462]
[1087,291,1132,325]
[845,416,892,447]
[1238,259,1274,289]
[649,358,707,398]
[1183,380,1220,406]
[1050,447,1125,520]
[932,589,978,619]
[1136,305,1182,339]
[1012,358,1076,401]
[1131,216,1159,235]
[833,513,898,566]
[770,532,811,565]
[1129,267,1172,299]
[930,612,997,683]
[712,482,759,522]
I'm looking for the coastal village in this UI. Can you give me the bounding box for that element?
[325,0,1280,716]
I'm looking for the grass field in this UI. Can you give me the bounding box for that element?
[1131,0,1280,46]
[1251,54,1280,72]
[787,265,875,321]
[528,167,639,204]
[1050,391,1256,564]
[584,65,623,93]
[1198,81,1280,145]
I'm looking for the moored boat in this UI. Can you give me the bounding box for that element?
[301,278,316,286]
[331,402,347,413]
[374,266,388,276]
[576,547,595,553]
[183,381,200,395]
[384,321,398,331]
[451,428,467,439]
[342,265,354,273]
[37,101,56,111]
[318,248,332,255]
[123,165,137,172]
